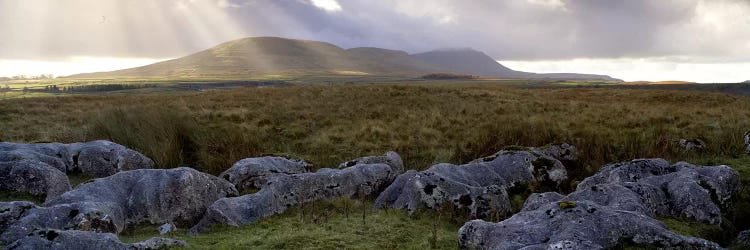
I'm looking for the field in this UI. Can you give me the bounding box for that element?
[2,80,750,248]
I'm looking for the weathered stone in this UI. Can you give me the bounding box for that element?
[375,146,568,219]
[678,138,706,151]
[733,230,750,249]
[67,141,155,177]
[745,131,750,154]
[1,167,236,244]
[458,159,739,249]
[576,159,739,224]
[220,156,311,192]
[0,140,154,178]
[45,167,237,226]
[3,229,185,250]
[1,202,124,244]
[338,151,404,173]
[0,160,71,201]
[533,143,578,162]
[189,152,403,234]
[520,192,564,212]
[0,201,36,233]
[459,201,722,250]
[158,223,176,235]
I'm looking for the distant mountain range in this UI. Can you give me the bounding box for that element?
[70,37,620,81]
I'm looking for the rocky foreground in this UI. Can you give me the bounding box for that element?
[1,140,748,249]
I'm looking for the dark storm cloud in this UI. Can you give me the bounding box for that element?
[0,0,748,60]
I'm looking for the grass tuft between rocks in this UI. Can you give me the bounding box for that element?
[119,199,460,249]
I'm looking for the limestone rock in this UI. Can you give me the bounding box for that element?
[733,230,750,249]
[1,167,236,244]
[158,223,176,235]
[0,160,71,201]
[0,201,36,233]
[678,138,706,151]
[576,159,739,224]
[189,152,403,233]
[3,229,185,250]
[458,159,739,249]
[459,201,722,250]
[220,156,311,192]
[0,140,154,178]
[45,167,238,227]
[375,146,568,219]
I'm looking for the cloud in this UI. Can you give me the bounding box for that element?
[0,0,749,63]
[310,0,342,12]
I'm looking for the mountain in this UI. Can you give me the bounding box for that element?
[622,81,696,85]
[70,37,619,81]
[412,49,618,81]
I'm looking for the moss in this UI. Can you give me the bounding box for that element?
[531,157,555,168]
[658,217,728,245]
[67,174,94,188]
[558,200,576,209]
[0,191,44,204]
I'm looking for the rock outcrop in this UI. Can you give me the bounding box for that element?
[459,201,722,249]
[458,159,739,249]
[733,230,750,249]
[0,160,71,201]
[0,167,237,244]
[189,152,403,233]
[220,156,311,192]
[3,229,185,250]
[0,140,154,178]
[745,132,750,154]
[0,201,36,234]
[678,138,706,151]
[375,146,569,219]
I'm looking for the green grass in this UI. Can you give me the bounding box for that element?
[119,199,460,249]
[0,191,44,204]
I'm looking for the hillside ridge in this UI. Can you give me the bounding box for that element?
[69,37,619,81]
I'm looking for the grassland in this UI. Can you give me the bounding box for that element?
[120,199,461,249]
[2,81,750,248]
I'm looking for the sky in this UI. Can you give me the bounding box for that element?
[0,0,749,82]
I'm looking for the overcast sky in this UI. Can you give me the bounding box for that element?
[1,0,749,82]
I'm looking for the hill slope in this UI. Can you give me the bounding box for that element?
[70,37,618,81]
[412,49,618,81]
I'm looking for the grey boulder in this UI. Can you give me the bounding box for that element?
[458,159,739,249]
[0,140,154,178]
[575,159,739,224]
[158,223,176,235]
[733,230,750,249]
[189,152,403,233]
[1,167,237,244]
[2,229,185,250]
[459,201,722,250]
[745,132,750,154]
[0,160,72,201]
[375,146,568,219]
[0,201,36,233]
[678,138,706,151]
[220,156,311,192]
